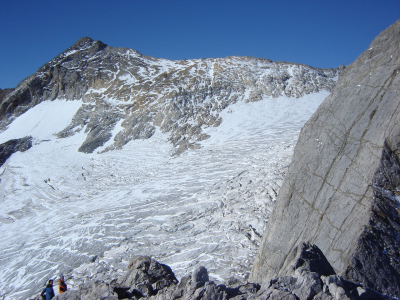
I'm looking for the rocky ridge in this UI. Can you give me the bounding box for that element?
[0,88,13,103]
[0,37,341,155]
[250,19,400,298]
[31,244,388,300]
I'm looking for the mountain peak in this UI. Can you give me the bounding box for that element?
[0,40,342,154]
[73,36,94,47]
[66,37,107,54]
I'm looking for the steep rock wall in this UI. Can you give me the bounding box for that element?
[250,19,400,297]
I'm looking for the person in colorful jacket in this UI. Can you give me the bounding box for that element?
[58,275,67,294]
[41,279,55,300]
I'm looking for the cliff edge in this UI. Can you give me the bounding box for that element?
[250,19,400,297]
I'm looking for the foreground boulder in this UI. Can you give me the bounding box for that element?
[114,256,233,299]
[153,266,225,300]
[115,255,178,298]
[38,255,259,300]
[35,250,389,300]
[251,243,387,300]
[251,19,400,298]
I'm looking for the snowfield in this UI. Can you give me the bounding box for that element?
[0,91,329,299]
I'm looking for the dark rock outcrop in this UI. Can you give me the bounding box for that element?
[250,19,400,298]
[345,142,400,296]
[0,88,13,103]
[251,243,387,300]
[0,136,32,166]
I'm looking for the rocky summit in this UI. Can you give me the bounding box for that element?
[0,37,340,155]
[251,19,400,298]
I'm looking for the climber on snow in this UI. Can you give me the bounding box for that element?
[58,275,67,294]
[41,279,55,300]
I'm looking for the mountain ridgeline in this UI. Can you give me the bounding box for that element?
[0,37,340,155]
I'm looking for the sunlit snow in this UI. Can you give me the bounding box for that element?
[0,99,83,143]
[0,91,329,299]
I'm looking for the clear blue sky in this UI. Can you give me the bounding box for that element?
[1,0,399,89]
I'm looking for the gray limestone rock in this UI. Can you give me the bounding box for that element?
[249,243,387,300]
[53,290,81,300]
[36,249,387,300]
[169,266,215,299]
[286,243,336,278]
[117,255,178,298]
[250,19,400,298]
[256,243,329,300]
[344,143,400,296]
[79,280,118,300]
[0,136,32,166]
[147,265,237,300]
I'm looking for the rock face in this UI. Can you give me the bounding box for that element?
[0,88,13,103]
[347,143,400,295]
[0,136,32,166]
[0,37,340,155]
[251,243,386,300]
[250,19,400,297]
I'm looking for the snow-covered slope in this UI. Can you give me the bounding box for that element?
[0,38,340,299]
[0,92,329,299]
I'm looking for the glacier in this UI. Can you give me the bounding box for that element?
[0,90,329,299]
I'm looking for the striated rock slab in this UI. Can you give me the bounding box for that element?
[250,19,400,297]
